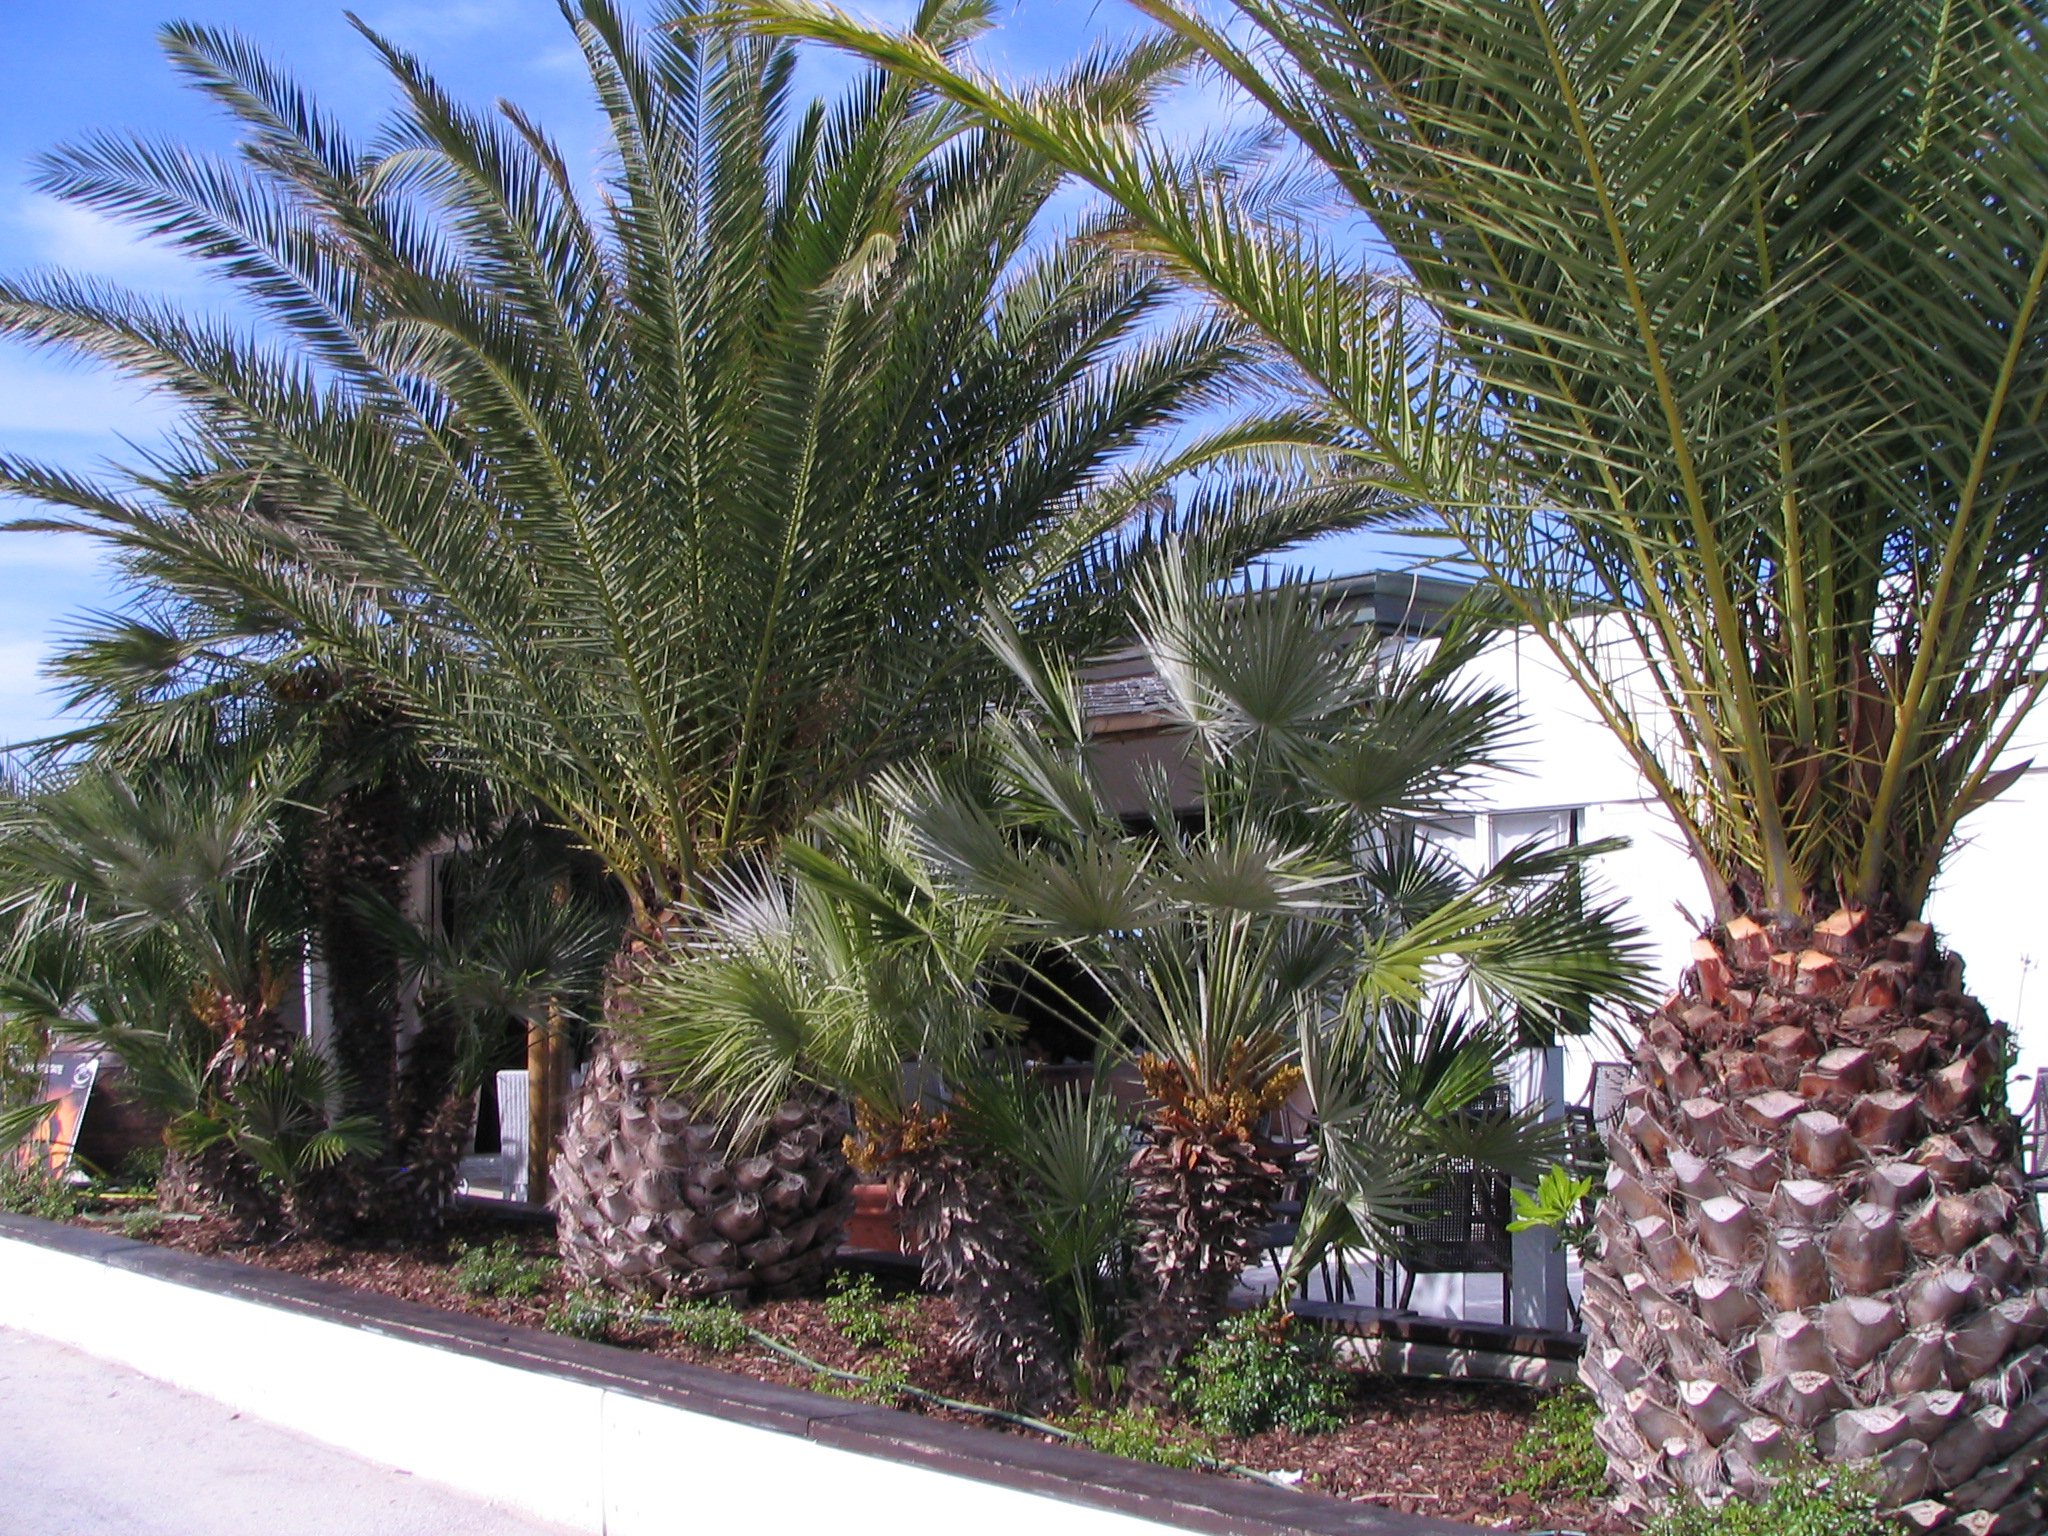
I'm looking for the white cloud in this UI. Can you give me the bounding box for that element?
[16,196,192,287]
[358,2,504,44]
[0,347,174,441]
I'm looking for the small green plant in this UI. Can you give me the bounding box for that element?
[1646,1462,1884,1536]
[114,1146,165,1194]
[542,1288,619,1341]
[0,1161,81,1221]
[1508,1164,1598,1260]
[665,1299,750,1353]
[119,1208,166,1241]
[1499,1387,1606,1500]
[824,1270,911,1351]
[1175,1307,1346,1437]
[1069,1406,1211,1468]
[452,1236,558,1300]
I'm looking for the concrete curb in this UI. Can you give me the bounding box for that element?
[0,1215,1481,1536]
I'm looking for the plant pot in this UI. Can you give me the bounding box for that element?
[844,1181,904,1255]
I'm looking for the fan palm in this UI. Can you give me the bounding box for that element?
[0,756,379,1231]
[353,822,622,1227]
[738,0,2048,1519]
[0,0,1377,1292]
[879,549,1646,1393]
[37,596,490,1229]
[622,798,1096,1404]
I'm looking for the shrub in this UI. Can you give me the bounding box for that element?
[452,1236,558,1300]
[1175,1308,1345,1437]
[114,1146,165,1194]
[824,1271,910,1351]
[542,1289,619,1341]
[120,1209,166,1241]
[1069,1406,1211,1468]
[0,1162,81,1221]
[1499,1388,1606,1501]
[1646,1463,1884,1536]
[666,1300,749,1353]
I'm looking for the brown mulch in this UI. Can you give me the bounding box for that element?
[110,1209,1628,1534]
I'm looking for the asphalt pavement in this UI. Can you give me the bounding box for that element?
[0,1327,581,1536]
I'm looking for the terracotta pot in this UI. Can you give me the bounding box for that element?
[843,1182,903,1255]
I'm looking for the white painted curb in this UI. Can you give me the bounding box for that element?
[0,1225,1456,1536]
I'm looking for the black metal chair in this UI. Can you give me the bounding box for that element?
[1389,1156,1516,1319]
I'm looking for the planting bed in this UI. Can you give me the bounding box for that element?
[77,1206,1625,1534]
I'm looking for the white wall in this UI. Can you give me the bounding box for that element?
[1458,629,2048,1103]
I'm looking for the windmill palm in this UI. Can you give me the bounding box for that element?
[732,0,2048,1519]
[0,0,1376,1291]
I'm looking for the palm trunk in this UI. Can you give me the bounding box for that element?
[885,1142,1070,1412]
[1582,911,2048,1530]
[551,1033,854,1299]
[1121,1116,1288,1400]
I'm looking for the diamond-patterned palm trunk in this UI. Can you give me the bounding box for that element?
[551,1036,855,1300]
[1582,911,2048,1534]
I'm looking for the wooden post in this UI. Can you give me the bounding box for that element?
[527,1013,552,1206]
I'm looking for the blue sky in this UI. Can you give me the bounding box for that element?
[0,0,1391,752]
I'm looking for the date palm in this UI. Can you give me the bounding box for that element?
[740,0,2048,1520]
[0,0,1374,1292]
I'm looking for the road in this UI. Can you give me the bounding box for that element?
[0,1327,581,1536]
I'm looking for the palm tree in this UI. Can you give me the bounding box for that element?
[0,0,1375,1291]
[0,756,379,1231]
[38,596,489,1231]
[621,798,1105,1406]
[729,0,2048,1520]
[628,551,1640,1401]
[903,553,1642,1394]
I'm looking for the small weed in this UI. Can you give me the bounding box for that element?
[1175,1307,1345,1437]
[820,1366,914,1406]
[0,1162,81,1221]
[453,1237,558,1300]
[825,1270,914,1351]
[1646,1461,1883,1536]
[1068,1406,1211,1469]
[665,1299,750,1352]
[542,1289,619,1341]
[1499,1387,1606,1501]
[120,1208,166,1241]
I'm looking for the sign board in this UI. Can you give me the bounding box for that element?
[13,1051,102,1178]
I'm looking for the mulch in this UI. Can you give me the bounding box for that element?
[112,1209,1630,1534]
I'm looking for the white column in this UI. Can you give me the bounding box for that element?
[1508,1044,1569,1331]
[498,1071,531,1203]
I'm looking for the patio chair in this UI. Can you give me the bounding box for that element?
[1389,1156,1515,1319]
[1384,1084,1517,1320]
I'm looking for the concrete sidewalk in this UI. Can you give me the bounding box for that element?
[0,1327,582,1536]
